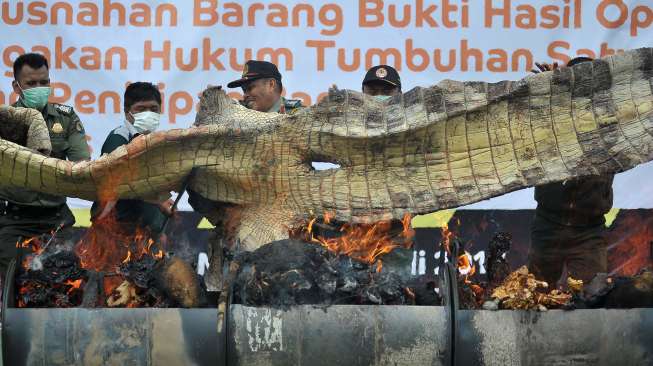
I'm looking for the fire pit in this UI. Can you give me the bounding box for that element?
[2,224,653,365]
[2,256,451,366]
[13,231,202,309]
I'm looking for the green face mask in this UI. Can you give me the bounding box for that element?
[19,85,51,110]
[374,95,392,102]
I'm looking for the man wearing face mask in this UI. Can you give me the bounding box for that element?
[227,60,303,114]
[90,82,172,237]
[0,53,90,275]
[362,65,402,100]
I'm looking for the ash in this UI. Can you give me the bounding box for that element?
[232,239,440,307]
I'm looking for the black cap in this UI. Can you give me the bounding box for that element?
[362,65,401,88]
[227,60,282,88]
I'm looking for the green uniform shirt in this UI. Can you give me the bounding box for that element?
[0,100,90,207]
[268,97,304,114]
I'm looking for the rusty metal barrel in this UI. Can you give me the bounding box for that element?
[2,258,451,366]
[5,306,653,365]
[3,260,653,365]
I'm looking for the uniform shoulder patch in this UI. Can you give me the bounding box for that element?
[53,103,73,115]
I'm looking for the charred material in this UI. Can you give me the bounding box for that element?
[232,239,440,307]
[109,255,204,308]
[113,255,171,307]
[16,249,87,307]
[156,257,202,308]
[17,239,205,308]
[579,269,653,308]
[486,232,512,287]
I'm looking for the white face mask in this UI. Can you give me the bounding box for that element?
[130,111,161,134]
[374,95,392,102]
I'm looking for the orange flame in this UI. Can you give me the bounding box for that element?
[324,211,334,224]
[17,237,45,269]
[64,279,83,294]
[65,279,83,288]
[122,250,132,264]
[457,250,485,305]
[76,212,165,271]
[306,217,317,235]
[608,215,653,276]
[401,212,415,242]
[305,213,414,268]
[440,222,453,255]
[103,276,123,298]
[457,251,476,278]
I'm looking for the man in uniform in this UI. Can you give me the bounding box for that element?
[362,65,402,99]
[227,60,302,114]
[90,82,173,237]
[0,53,90,275]
[528,56,615,286]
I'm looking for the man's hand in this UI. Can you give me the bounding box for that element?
[531,62,559,74]
[158,198,175,217]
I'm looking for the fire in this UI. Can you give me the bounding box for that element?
[299,212,414,269]
[103,276,124,298]
[15,181,170,308]
[122,250,132,263]
[65,279,83,288]
[457,251,476,277]
[65,279,83,294]
[608,214,653,276]
[440,222,454,254]
[306,217,317,234]
[324,211,334,224]
[17,237,43,268]
[76,213,165,272]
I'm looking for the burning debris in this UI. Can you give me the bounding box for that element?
[488,266,572,310]
[16,238,86,308]
[15,228,205,308]
[452,230,653,311]
[455,232,512,309]
[228,213,435,307]
[484,266,653,311]
[456,248,485,309]
[76,216,163,272]
[574,269,653,309]
[231,239,439,307]
[485,232,512,287]
[293,213,415,273]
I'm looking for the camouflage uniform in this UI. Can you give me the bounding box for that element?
[528,175,614,285]
[0,101,90,274]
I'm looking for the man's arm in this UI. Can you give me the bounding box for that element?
[66,111,91,161]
